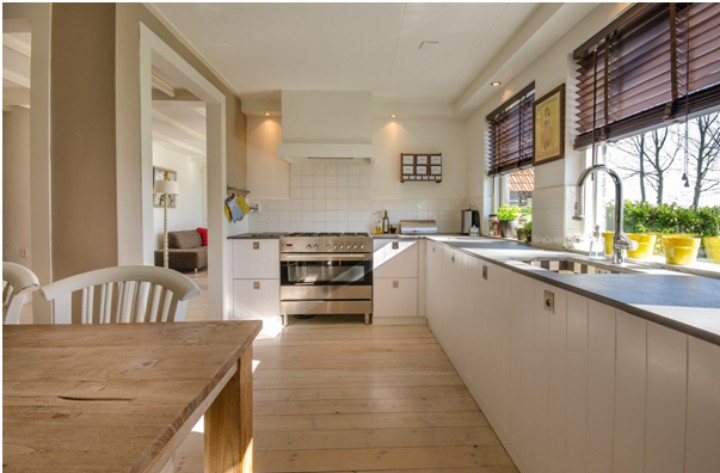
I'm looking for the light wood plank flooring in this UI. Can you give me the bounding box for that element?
[175,316,518,473]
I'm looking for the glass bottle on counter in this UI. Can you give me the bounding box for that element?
[382,210,390,234]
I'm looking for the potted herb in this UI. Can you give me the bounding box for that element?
[497,204,521,239]
[516,220,532,243]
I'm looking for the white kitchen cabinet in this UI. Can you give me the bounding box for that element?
[232,279,280,320]
[373,238,420,322]
[645,322,688,473]
[424,240,443,333]
[232,239,279,279]
[372,278,417,317]
[685,336,720,472]
[373,239,418,278]
[565,292,589,473]
[506,270,535,473]
[543,283,567,473]
[586,301,616,473]
[422,239,720,473]
[613,310,647,473]
[231,238,280,319]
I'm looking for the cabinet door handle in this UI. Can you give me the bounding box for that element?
[253,281,261,290]
[451,255,455,263]
[252,241,260,250]
[392,241,399,250]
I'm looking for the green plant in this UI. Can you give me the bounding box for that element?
[606,201,720,237]
[497,204,522,221]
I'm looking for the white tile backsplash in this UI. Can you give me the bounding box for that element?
[248,163,466,233]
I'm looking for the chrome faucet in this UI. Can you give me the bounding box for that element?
[572,164,636,264]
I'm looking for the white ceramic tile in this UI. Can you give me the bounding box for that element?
[301,199,314,210]
[337,187,349,199]
[314,176,325,187]
[326,199,337,210]
[325,164,337,176]
[314,199,325,210]
[337,164,349,176]
[337,176,348,188]
[326,187,337,198]
[290,164,301,176]
[348,165,361,176]
[301,164,314,176]
[302,187,314,199]
[325,175,337,187]
[348,176,360,187]
[314,164,325,176]
[314,187,326,199]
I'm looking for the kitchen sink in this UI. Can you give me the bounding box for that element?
[518,257,636,275]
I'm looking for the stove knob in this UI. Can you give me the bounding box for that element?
[353,245,359,250]
[326,244,331,250]
[306,244,312,250]
[360,244,365,250]
[339,245,345,250]
[333,245,338,250]
[312,244,319,250]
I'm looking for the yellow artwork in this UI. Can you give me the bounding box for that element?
[534,84,565,165]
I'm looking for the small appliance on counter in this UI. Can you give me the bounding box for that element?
[461,209,480,235]
[399,220,438,235]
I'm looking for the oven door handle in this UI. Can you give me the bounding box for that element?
[280,253,372,262]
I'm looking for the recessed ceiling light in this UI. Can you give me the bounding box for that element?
[263,112,271,116]
[390,114,398,118]
[491,81,502,87]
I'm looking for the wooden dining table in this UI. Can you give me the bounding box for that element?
[3,320,262,473]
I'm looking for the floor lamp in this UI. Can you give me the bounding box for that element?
[154,179,180,269]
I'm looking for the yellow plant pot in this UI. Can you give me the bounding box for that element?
[662,236,701,265]
[704,237,720,263]
[602,231,614,256]
[626,233,657,259]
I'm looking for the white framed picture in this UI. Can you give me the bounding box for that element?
[416,155,428,165]
[430,154,442,165]
[402,154,414,165]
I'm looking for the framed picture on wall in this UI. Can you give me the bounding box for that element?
[533,83,565,165]
[153,166,177,208]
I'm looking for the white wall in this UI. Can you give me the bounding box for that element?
[2,107,32,266]
[467,3,629,248]
[245,115,468,233]
[152,144,207,249]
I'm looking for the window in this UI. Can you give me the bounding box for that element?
[575,4,720,267]
[574,3,720,149]
[487,83,535,175]
[487,83,535,216]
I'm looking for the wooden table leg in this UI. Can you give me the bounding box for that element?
[204,346,253,473]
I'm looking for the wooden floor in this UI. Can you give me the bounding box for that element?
[175,316,518,473]
[21,271,518,472]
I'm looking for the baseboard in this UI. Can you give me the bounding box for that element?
[372,316,428,326]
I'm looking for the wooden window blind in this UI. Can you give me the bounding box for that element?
[487,83,535,175]
[573,3,720,150]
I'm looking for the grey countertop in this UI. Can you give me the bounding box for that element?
[429,236,720,346]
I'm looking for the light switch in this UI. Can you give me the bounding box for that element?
[392,280,400,289]
[252,241,260,250]
[253,281,261,290]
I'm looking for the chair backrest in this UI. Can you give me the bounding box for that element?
[3,262,41,324]
[41,265,201,324]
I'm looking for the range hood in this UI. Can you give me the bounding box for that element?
[277,91,375,164]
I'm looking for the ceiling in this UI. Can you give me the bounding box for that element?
[149,2,598,117]
[3,3,599,160]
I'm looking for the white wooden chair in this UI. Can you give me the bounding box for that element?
[3,262,40,324]
[41,265,201,324]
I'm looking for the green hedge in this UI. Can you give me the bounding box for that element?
[606,201,720,237]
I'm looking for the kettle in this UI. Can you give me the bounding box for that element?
[461,209,480,235]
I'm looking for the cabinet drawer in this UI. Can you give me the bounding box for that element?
[232,279,279,319]
[232,239,279,279]
[373,277,418,317]
[373,239,418,278]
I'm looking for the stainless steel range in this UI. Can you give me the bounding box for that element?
[280,232,372,325]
